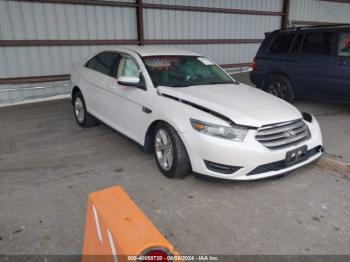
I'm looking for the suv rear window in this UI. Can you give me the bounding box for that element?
[302,33,334,55]
[269,33,295,53]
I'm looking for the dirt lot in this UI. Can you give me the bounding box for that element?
[1,74,350,255]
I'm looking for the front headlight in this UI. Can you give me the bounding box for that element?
[190,119,248,142]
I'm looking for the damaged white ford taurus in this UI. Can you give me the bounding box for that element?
[71,47,323,180]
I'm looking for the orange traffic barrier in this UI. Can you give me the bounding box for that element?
[82,186,179,262]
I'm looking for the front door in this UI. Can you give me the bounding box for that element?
[285,32,334,97]
[106,53,146,143]
[329,31,350,99]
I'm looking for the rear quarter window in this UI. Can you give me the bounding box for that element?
[269,33,295,53]
[257,33,273,54]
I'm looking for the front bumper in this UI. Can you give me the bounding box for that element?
[180,118,323,180]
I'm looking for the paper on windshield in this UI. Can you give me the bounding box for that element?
[197,57,214,65]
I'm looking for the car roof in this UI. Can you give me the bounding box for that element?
[271,24,350,35]
[117,46,202,57]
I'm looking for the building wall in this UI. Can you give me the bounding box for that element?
[289,0,350,26]
[0,0,137,78]
[142,0,281,66]
[1,0,350,104]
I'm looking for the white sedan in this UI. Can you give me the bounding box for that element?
[70,46,323,180]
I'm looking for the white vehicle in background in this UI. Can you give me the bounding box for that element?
[70,46,323,180]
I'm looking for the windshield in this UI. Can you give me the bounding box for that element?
[142,56,234,87]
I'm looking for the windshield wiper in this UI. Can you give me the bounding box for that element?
[159,83,192,87]
[206,81,234,85]
[159,81,236,87]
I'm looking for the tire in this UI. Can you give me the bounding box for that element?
[153,122,191,178]
[73,91,97,128]
[264,74,296,103]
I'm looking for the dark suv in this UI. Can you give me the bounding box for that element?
[250,25,350,103]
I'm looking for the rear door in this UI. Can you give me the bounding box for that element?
[286,31,335,96]
[329,31,350,99]
[83,52,120,116]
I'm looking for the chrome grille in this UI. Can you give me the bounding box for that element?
[256,119,310,150]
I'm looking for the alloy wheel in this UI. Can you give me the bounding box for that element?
[155,129,174,171]
[74,97,85,123]
[268,81,287,99]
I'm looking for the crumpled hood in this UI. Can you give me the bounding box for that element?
[158,83,302,127]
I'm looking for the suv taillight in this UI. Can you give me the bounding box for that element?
[252,58,257,71]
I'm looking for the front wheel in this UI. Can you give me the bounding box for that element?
[265,75,296,103]
[154,122,191,178]
[73,91,97,128]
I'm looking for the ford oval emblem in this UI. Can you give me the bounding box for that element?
[285,130,297,137]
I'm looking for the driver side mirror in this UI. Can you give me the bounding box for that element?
[117,75,146,90]
[117,76,140,87]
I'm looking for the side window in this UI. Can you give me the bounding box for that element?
[291,34,304,54]
[338,32,350,57]
[117,55,139,78]
[269,33,295,53]
[85,52,119,76]
[86,57,98,69]
[302,33,334,55]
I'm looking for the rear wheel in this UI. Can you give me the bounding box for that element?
[265,75,296,103]
[154,122,191,178]
[73,91,97,128]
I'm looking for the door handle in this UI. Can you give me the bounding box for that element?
[142,106,152,114]
[337,59,347,66]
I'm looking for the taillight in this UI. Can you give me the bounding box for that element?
[252,58,257,71]
[140,247,172,262]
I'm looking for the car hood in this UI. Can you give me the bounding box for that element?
[157,83,302,127]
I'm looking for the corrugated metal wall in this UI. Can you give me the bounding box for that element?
[0,0,137,103]
[142,0,281,66]
[0,1,137,78]
[144,0,282,40]
[1,0,350,104]
[289,0,350,26]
